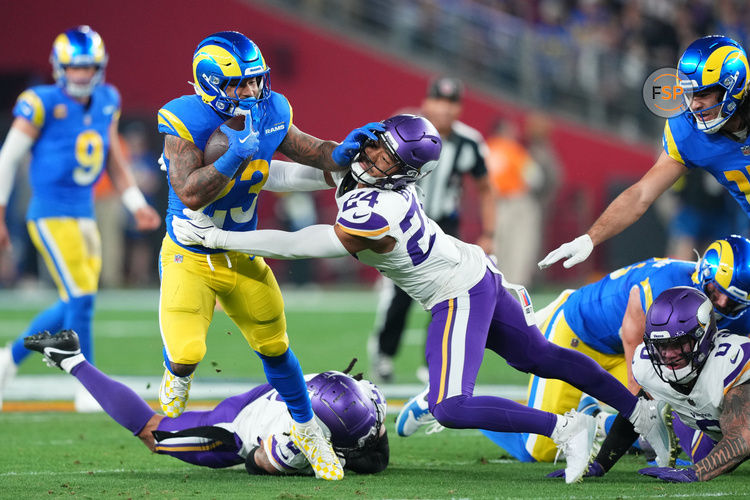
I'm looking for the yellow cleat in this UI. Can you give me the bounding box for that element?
[158,363,193,418]
[291,420,344,481]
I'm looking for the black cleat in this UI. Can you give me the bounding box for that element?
[24,330,81,370]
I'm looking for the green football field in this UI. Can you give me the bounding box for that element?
[2,288,750,498]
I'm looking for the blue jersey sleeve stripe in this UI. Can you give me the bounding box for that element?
[663,121,684,164]
[158,109,195,143]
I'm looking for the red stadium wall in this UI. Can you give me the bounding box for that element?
[0,0,658,282]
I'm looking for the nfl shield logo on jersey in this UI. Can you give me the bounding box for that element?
[174,254,183,263]
[741,145,750,156]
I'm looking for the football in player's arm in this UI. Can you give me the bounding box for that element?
[538,36,750,271]
[550,287,750,482]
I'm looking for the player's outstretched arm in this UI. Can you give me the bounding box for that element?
[263,160,335,192]
[173,208,351,259]
[278,122,385,172]
[694,383,750,481]
[538,152,686,269]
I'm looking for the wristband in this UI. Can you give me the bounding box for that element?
[213,150,244,178]
[121,186,148,214]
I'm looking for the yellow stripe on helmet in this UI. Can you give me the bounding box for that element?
[52,33,73,65]
[709,240,736,290]
[703,46,741,87]
[193,45,243,78]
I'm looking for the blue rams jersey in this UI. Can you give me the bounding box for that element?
[157,93,292,254]
[13,84,120,219]
[663,113,750,217]
[564,258,750,354]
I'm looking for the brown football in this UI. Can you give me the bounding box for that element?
[203,115,249,178]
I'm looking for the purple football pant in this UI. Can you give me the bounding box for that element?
[72,358,266,469]
[154,384,272,468]
[672,412,716,463]
[425,268,637,436]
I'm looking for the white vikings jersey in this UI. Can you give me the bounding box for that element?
[218,376,386,474]
[633,332,750,442]
[334,177,493,309]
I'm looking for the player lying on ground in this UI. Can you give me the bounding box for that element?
[173,113,674,483]
[24,330,388,476]
[549,286,750,482]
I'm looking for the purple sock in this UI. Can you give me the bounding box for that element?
[432,395,557,436]
[71,361,155,435]
[673,412,716,462]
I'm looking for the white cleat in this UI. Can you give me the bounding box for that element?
[290,419,344,480]
[159,363,193,418]
[551,410,597,484]
[0,346,18,411]
[629,398,677,467]
[396,386,443,437]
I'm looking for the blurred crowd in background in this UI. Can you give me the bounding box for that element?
[1,0,748,290]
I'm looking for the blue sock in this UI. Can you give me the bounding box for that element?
[11,300,66,365]
[257,349,313,423]
[64,294,95,364]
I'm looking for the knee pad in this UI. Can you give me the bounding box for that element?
[255,336,289,357]
[173,339,207,366]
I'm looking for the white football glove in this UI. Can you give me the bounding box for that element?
[173,208,225,248]
[537,234,594,269]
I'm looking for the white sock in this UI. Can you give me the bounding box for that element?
[60,353,85,374]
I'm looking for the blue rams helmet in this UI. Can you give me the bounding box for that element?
[678,35,749,133]
[695,235,750,319]
[49,26,108,98]
[192,31,271,117]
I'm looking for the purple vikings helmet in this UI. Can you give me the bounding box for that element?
[352,114,442,190]
[644,287,717,385]
[307,371,379,450]
[695,235,750,319]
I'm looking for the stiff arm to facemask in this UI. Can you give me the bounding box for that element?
[173,208,349,259]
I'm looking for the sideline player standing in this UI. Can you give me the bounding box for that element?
[539,36,750,271]
[0,26,161,412]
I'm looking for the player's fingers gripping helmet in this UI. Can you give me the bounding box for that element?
[678,35,749,134]
[307,371,379,450]
[192,31,271,117]
[644,286,717,385]
[50,25,108,98]
[695,235,750,319]
[352,114,442,190]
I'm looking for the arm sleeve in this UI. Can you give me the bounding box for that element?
[263,160,332,192]
[0,127,34,205]
[593,411,640,473]
[219,224,349,259]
